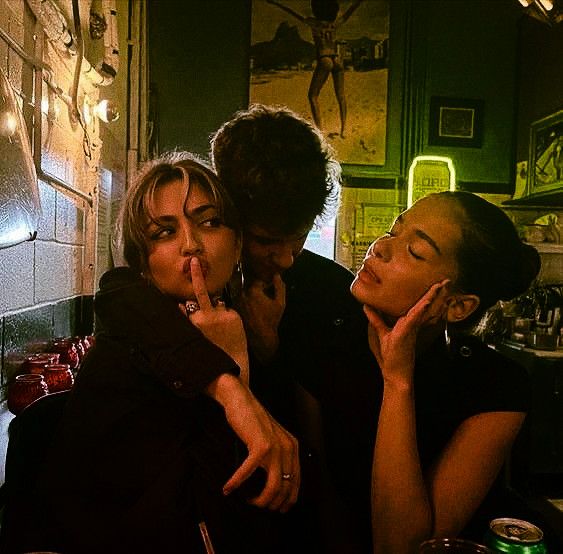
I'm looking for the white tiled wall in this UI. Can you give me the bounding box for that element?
[0,0,131,395]
[0,241,34,313]
[0,0,128,317]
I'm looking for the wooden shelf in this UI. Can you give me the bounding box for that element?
[526,243,563,254]
[503,190,563,208]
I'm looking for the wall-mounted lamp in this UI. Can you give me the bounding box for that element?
[517,0,562,25]
[82,97,120,125]
[94,99,120,123]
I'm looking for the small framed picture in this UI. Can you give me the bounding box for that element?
[528,109,563,196]
[428,96,484,148]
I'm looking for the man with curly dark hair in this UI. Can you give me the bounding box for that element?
[211,103,374,553]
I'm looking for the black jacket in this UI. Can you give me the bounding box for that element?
[1,268,282,554]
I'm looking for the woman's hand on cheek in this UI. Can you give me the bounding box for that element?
[364,279,450,384]
[364,305,416,383]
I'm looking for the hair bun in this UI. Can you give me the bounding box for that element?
[500,242,541,300]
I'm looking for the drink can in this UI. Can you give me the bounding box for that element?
[484,518,547,553]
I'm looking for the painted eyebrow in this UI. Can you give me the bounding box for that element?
[396,213,442,255]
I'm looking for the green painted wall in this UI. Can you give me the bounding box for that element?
[417,1,522,190]
[149,0,540,194]
[148,0,252,157]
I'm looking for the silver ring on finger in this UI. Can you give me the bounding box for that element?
[185,301,200,314]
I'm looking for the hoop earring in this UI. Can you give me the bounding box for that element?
[444,320,451,352]
[227,261,243,300]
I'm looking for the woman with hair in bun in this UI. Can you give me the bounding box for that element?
[351,191,541,553]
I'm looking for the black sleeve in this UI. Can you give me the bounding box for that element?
[460,340,532,415]
[94,267,240,397]
[471,352,532,414]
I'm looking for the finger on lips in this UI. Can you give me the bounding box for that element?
[190,257,212,310]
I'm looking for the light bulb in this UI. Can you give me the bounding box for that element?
[94,99,120,123]
[538,0,553,10]
[0,110,17,137]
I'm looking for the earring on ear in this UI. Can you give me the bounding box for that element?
[444,319,451,351]
[227,260,243,300]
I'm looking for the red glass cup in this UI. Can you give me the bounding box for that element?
[71,337,86,363]
[44,363,74,393]
[50,338,80,370]
[81,335,92,354]
[7,374,49,415]
[21,352,60,374]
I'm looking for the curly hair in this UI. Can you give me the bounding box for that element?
[210,104,341,235]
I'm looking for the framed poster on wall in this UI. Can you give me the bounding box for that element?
[250,0,390,166]
[528,109,563,197]
[428,96,484,148]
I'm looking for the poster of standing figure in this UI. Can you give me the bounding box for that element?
[250,0,389,166]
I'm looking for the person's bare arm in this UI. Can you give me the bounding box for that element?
[338,0,365,25]
[371,373,523,552]
[207,373,299,513]
[188,257,300,512]
[427,411,524,537]
[366,282,525,552]
[266,0,306,22]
